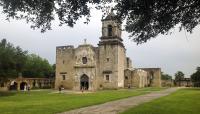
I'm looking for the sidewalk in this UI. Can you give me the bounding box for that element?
[58,87,179,114]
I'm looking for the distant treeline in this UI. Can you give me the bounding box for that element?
[0,39,55,80]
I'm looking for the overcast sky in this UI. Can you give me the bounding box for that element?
[0,9,199,78]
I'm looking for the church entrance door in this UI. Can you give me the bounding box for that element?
[80,74,89,90]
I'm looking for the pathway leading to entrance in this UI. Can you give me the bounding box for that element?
[58,87,179,114]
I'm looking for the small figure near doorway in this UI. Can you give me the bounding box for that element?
[27,84,30,91]
[128,84,131,89]
[59,86,61,93]
[59,85,63,93]
[81,86,84,93]
[24,84,27,91]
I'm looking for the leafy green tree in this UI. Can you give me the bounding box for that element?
[1,0,200,43]
[0,39,25,77]
[0,39,54,82]
[0,39,28,85]
[22,54,53,78]
[191,67,200,87]
[161,72,172,80]
[52,64,56,78]
[14,46,28,76]
[175,71,184,86]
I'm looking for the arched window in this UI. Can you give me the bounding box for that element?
[106,75,110,81]
[62,75,65,80]
[82,57,87,64]
[108,25,112,36]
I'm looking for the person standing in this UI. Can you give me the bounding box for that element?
[59,86,62,93]
[27,84,30,91]
[24,84,27,91]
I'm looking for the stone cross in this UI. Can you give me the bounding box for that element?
[105,6,111,15]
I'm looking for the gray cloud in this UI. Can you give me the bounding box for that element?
[0,9,199,78]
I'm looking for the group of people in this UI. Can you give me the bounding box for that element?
[23,84,31,91]
[58,85,88,93]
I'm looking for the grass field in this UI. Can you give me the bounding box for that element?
[0,88,164,114]
[122,88,200,114]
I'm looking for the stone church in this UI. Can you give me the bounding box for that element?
[55,12,161,91]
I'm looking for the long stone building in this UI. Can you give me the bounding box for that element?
[55,12,161,91]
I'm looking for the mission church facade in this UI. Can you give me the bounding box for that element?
[55,12,161,90]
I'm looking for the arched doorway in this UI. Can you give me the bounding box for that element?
[20,82,27,90]
[80,74,89,90]
[10,81,18,90]
[108,25,113,36]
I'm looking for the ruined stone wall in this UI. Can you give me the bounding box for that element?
[125,57,133,69]
[132,69,148,88]
[142,68,162,87]
[124,69,132,87]
[162,80,173,87]
[124,69,148,88]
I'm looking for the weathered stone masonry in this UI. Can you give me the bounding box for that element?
[55,12,161,91]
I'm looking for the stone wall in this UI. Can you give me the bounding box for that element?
[117,46,126,88]
[98,44,119,89]
[132,69,148,88]
[141,68,162,87]
[124,69,148,88]
[55,44,99,91]
[55,46,75,89]
[162,80,173,87]
[125,57,133,69]
[124,69,133,87]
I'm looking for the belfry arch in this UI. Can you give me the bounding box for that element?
[107,25,113,36]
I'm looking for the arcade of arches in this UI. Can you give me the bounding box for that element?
[0,77,54,91]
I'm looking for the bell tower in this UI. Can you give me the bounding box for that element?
[99,11,124,47]
[98,11,126,89]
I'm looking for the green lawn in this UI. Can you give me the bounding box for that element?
[0,88,164,114]
[122,88,200,114]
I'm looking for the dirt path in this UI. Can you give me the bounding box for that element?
[58,87,179,114]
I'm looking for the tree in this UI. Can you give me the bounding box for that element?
[161,72,172,80]
[0,39,27,77]
[22,54,53,78]
[191,67,200,87]
[1,0,200,44]
[161,72,172,87]
[0,39,54,80]
[175,71,184,86]
[0,39,27,86]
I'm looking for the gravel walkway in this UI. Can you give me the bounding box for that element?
[58,87,179,114]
